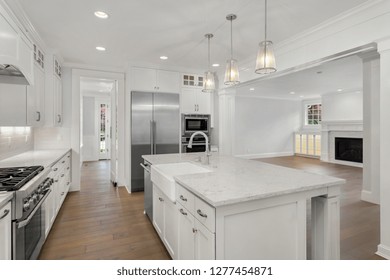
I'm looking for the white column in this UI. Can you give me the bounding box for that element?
[361,53,380,204]
[218,89,235,156]
[377,39,390,259]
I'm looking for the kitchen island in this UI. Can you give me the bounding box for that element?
[143,153,345,260]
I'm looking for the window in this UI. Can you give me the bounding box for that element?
[305,103,322,125]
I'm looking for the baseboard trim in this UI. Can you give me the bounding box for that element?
[361,190,380,205]
[235,152,294,160]
[377,244,390,259]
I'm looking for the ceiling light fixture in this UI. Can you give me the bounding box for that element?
[255,0,276,74]
[212,63,220,67]
[96,46,106,51]
[290,91,295,95]
[300,95,305,98]
[337,88,343,92]
[160,56,168,60]
[249,88,255,91]
[94,11,109,19]
[224,14,240,85]
[202,34,216,93]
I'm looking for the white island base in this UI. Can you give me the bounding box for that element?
[214,186,340,260]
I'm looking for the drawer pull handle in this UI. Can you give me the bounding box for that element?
[62,161,65,164]
[67,167,70,170]
[0,209,10,220]
[53,168,58,171]
[179,195,187,202]
[61,174,65,177]
[61,192,64,196]
[54,180,59,183]
[192,228,197,233]
[197,209,207,218]
[179,209,187,216]
[158,197,164,202]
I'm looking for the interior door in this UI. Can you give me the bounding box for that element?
[97,98,111,160]
[153,92,180,154]
[131,91,153,191]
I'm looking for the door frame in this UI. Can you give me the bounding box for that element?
[71,69,125,191]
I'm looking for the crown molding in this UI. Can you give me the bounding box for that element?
[63,62,126,74]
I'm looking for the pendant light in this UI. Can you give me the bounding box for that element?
[202,33,215,93]
[224,14,240,85]
[255,0,276,74]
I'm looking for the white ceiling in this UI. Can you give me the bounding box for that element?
[236,54,363,100]
[14,0,369,71]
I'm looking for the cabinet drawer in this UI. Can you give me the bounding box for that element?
[176,184,195,212]
[195,197,215,233]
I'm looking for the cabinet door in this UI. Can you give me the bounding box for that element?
[0,202,12,260]
[27,64,45,126]
[180,88,197,114]
[163,199,178,259]
[53,76,63,126]
[156,70,180,93]
[131,67,156,92]
[195,219,215,260]
[177,205,195,260]
[196,91,211,114]
[153,186,164,237]
[44,190,54,237]
[0,84,27,126]
[58,170,67,207]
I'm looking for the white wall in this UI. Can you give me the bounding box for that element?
[234,97,301,158]
[82,96,98,161]
[322,91,363,122]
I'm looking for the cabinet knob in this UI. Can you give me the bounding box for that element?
[179,195,187,202]
[158,197,164,202]
[197,209,208,218]
[192,228,198,233]
[179,208,187,216]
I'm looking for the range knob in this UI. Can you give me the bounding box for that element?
[23,200,30,211]
[32,193,39,203]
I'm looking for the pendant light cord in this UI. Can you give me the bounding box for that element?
[208,36,211,71]
[264,0,267,42]
[230,18,233,59]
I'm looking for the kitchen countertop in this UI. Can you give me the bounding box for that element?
[143,153,345,207]
[0,192,14,209]
[0,149,70,169]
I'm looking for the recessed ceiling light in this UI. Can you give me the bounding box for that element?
[94,11,109,19]
[300,95,305,98]
[160,56,168,60]
[290,91,295,95]
[96,46,106,51]
[212,63,220,67]
[249,88,255,91]
[337,89,343,92]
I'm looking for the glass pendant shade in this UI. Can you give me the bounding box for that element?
[202,71,215,93]
[224,58,240,85]
[255,40,276,74]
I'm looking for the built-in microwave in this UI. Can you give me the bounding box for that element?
[181,114,210,136]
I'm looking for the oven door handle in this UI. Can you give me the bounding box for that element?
[17,189,51,229]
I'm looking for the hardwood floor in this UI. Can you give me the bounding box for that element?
[39,160,170,260]
[257,156,383,260]
[40,157,383,260]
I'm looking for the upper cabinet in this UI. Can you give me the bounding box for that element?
[182,74,204,89]
[130,67,180,93]
[45,55,63,127]
[181,88,211,115]
[0,5,34,85]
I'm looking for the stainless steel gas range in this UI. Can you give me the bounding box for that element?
[0,165,52,260]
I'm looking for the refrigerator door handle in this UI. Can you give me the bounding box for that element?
[153,121,157,154]
[150,120,154,154]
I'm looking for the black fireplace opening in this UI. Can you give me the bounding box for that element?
[335,137,363,163]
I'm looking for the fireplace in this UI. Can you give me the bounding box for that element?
[335,137,363,163]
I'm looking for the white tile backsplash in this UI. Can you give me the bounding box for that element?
[0,127,34,161]
[34,127,71,150]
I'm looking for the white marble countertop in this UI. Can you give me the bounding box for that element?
[143,153,345,207]
[0,192,14,209]
[0,149,70,169]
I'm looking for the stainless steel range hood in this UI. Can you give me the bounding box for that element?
[0,64,29,85]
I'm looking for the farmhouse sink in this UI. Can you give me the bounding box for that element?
[151,162,212,202]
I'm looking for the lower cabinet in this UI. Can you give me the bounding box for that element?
[152,185,178,259]
[0,201,12,260]
[43,151,71,237]
[177,203,215,260]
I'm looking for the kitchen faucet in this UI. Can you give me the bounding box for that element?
[188,131,211,164]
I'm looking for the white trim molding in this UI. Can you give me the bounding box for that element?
[377,244,390,260]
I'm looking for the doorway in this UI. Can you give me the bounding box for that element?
[97,98,111,160]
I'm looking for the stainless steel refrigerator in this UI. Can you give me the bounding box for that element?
[131,91,180,219]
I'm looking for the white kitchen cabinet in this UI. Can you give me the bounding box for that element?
[131,67,180,93]
[181,88,211,114]
[0,201,12,260]
[45,55,63,127]
[43,187,55,238]
[182,74,204,88]
[27,63,45,126]
[177,202,215,260]
[152,185,178,259]
[0,83,27,126]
